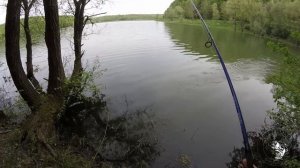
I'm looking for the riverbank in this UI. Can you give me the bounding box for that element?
[0,15,162,48]
[0,15,299,50]
[94,14,163,23]
[1,15,299,167]
[163,19,300,50]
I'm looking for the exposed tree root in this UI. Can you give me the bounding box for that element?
[20,97,62,159]
[0,130,12,134]
[38,136,58,158]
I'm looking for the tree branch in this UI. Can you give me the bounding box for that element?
[28,0,37,10]
[83,12,106,27]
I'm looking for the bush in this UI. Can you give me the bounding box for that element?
[272,26,291,39]
[290,31,300,46]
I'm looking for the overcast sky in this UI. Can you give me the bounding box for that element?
[0,0,174,24]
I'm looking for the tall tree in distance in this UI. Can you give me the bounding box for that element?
[224,0,240,31]
[212,3,220,20]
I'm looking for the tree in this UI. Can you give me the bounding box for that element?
[211,3,220,20]
[5,0,108,143]
[200,0,212,19]
[43,0,66,96]
[5,0,41,108]
[72,0,105,77]
[72,0,87,77]
[165,8,175,19]
[174,5,185,19]
[60,0,105,78]
[224,0,240,31]
[21,0,40,88]
[183,1,194,19]
[5,0,66,152]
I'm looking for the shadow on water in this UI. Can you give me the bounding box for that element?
[0,57,161,166]
[57,89,161,167]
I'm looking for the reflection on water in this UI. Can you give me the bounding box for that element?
[58,91,160,167]
[165,22,280,62]
[0,21,280,167]
[93,21,277,167]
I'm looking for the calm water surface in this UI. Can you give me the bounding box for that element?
[0,21,283,167]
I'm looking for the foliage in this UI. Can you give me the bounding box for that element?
[261,41,300,167]
[164,0,300,43]
[266,41,300,138]
[291,31,300,46]
[211,3,220,20]
[227,42,300,167]
[164,0,226,20]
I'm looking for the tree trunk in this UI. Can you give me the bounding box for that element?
[22,0,40,89]
[72,0,86,78]
[240,21,244,33]
[43,0,66,96]
[5,0,40,108]
[234,13,237,32]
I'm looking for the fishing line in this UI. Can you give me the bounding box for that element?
[190,0,253,166]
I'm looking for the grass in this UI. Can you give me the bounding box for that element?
[22,16,73,44]
[163,19,234,30]
[0,16,73,47]
[0,24,4,47]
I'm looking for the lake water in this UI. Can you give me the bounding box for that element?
[0,21,285,167]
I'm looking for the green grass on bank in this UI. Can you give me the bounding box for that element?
[22,16,73,44]
[0,24,4,44]
[0,16,73,46]
[163,19,233,29]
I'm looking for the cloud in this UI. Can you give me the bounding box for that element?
[102,0,173,15]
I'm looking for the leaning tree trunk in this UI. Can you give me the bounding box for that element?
[5,0,40,109]
[72,0,86,78]
[43,0,65,96]
[22,0,40,89]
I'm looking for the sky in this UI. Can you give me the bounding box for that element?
[0,0,174,24]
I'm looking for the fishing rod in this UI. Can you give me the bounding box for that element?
[190,0,253,166]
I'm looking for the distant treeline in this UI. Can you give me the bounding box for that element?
[93,14,163,22]
[0,14,164,46]
[164,0,300,44]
